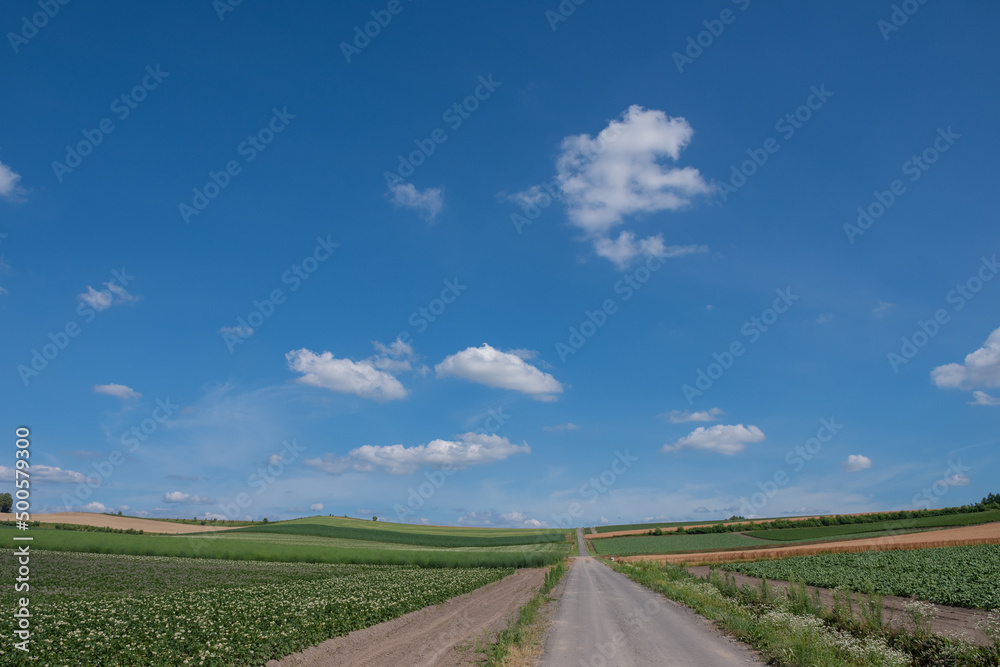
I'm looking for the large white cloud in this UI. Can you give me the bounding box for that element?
[841,454,872,472]
[94,383,142,400]
[388,182,443,221]
[435,344,563,401]
[931,326,1000,392]
[305,432,530,475]
[0,464,97,484]
[287,339,415,401]
[662,424,764,455]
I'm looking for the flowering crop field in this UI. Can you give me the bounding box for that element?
[0,550,512,666]
[720,544,1000,609]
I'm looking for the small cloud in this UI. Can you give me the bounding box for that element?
[220,326,253,338]
[0,464,98,484]
[970,391,1000,406]
[0,155,26,202]
[815,314,833,324]
[388,182,443,221]
[436,343,563,401]
[117,505,130,512]
[163,491,215,504]
[661,407,723,423]
[599,516,609,524]
[873,300,895,317]
[77,502,109,513]
[203,512,228,521]
[78,283,139,311]
[841,454,872,472]
[63,450,103,460]
[94,383,142,400]
[944,473,970,486]
[286,340,412,401]
[662,424,764,455]
[592,231,706,270]
[543,422,579,432]
[309,503,324,512]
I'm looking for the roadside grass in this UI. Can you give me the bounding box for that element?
[479,561,568,666]
[609,559,998,666]
[0,527,566,568]
[229,521,571,548]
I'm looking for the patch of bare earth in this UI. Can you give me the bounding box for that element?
[618,522,1000,565]
[688,566,994,646]
[269,567,547,667]
[0,512,241,534]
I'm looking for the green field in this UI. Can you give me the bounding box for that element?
[183,531,574,554]
[591,533,765,555]
[0,527,567,568]
[720,544,1000,609]
[750,510,1000,541]
[282,515,566,537]
[0,549,511,666]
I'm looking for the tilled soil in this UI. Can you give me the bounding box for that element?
[268,567,547,667]
[688,566,994,646]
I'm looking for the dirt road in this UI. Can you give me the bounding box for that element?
[539,557,764,666]
[576,527,586,556]
[270,568,546,666]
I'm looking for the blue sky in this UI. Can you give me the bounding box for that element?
[2,1,998,527]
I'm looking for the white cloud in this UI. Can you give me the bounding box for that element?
[78,282,139,311]
[592,231,706,269]
[94,383,142,400]
[661,407,723,423]
[931,326,1000,391]
[309,503,324,512]
[77,502,109,513]
[203,512,228,521]
[388,182,443,221]
[287,339,414,401]
[841,454,872,472]
[543,422,579,432]
[0,156,25,202]
[662,424,764,455]
[873,300,895,317]
[0,464,97,484]
[970,390,1000,406]
[816,314,833,324]
[944,473,970,486]
[305,432,530,476]
[220,325,253,338]
[163,491,215,504]
[456,509,548,528]
[435,343,563,401]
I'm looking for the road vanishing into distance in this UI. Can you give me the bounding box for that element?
[540,529,764,666]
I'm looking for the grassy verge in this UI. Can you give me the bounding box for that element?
[480,561,569,665]
[608,559,1000,666]
[0,527,565,568]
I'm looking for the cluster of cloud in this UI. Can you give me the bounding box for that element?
[78,282,139,311]
[509,105,711,268]
[0,153,25,202]
[305,431,530,476]
[455,509,547,528]
[0,464,97,484]
[288,341,563,403]
[163,491,214,504]
[662,424,765,455]
[661,407,723,423]
[94,383,142,400]
[388,182,443,221]
[841,454,872,472]
[931,325,1000,406]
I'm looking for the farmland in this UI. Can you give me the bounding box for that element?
[719,544,1000,609]
[751,509,1000,542]
[591,532,764,555]
[0,549,512,666]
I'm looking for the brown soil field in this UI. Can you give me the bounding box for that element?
[269,567,547,667]
[619,522,1000,565]
[687,566,995,646]
[0,512,243,534]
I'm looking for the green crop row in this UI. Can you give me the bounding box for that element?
[720,544,1000,609]
[591,532,763,555]
[0,550,511,666]
[229,521,570,548]
[751,510,1000,542]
